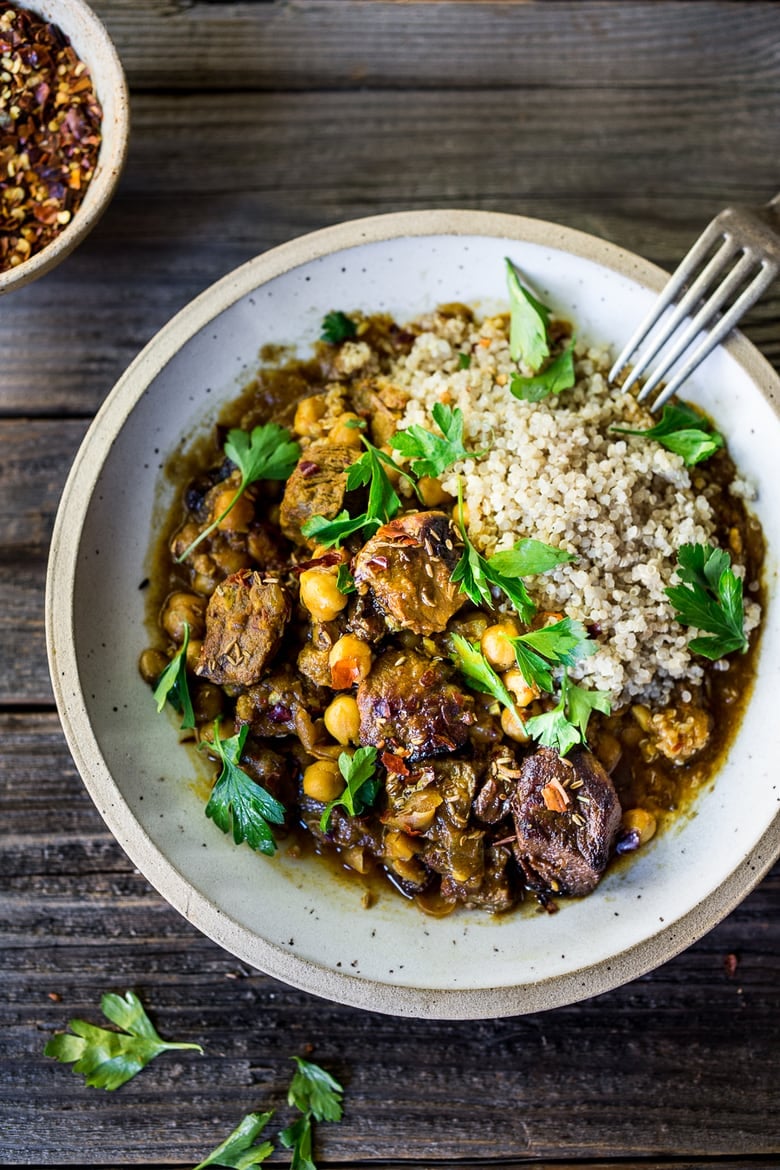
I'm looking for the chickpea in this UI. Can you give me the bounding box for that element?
[185,637,203,671]
[199,716,235,746]
[384,830,417,862]
[323,694,361,745]
[299,567,349,623]
[417,476,452,507]
[303,759,345,802]
[503,667,538,708]
[631,703,653,733]
[193,683,224,723]
[293,394,327,437]
[501,705,530,743]
[329,634,373,690]
[210,487,255,533]
[481,620,520,670]
[138,648,169,685]
[454,499,470,529]
[595,730,622,774]
[161,591,206,642]
[621,807,657,845]
[328,412,364,447]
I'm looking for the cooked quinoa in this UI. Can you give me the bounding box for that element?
[391,310,760,705]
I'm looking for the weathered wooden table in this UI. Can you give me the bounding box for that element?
[2,2,779,1166]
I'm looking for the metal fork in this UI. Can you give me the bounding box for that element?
[609,192,780,411]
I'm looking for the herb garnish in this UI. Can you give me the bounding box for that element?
[390,403,486,479]
[44,990,203,1091]
[320,311,357,344]
[450,634,515,710]
[279,1057,344,1170]
[301,437,415,549]
[525,668,612,757]
[665,542,748,659]
[176,423,300,562]
[451,486,576,620]
[510,617,597,693]
[320,746,380,832]
[510,338,576,403]
[194,1112,275,1170]
[335,563,356,594]
[153,621,195,729]
[506,258,550,371]
[458,351,472,370]
[610,402,725,467]
[203,721,286,855]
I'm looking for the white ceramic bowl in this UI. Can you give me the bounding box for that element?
[46,210,780,1018]
[0,0,129,294]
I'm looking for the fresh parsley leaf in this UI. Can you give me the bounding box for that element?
[287,1057,344,1123]
[302,438,413,550]
[665,542,748,659]
[203,722,286,855]
[506,258,550,371]
[488,539,576,579]
[193,1112,275,1170]
[44,990,203,1091]
[450,634,515,710]
[152,621,195,730]
[320,746,380,832]
[301,510,377,549]
[525,669,611,757]
[458,351,472,370]
[509,617,596,693]
[610,402,724,467]
[335,563,356,594]
[279,1058,344,1170]
[390,403,485,479]
[176,423,300,562]
[510,338,576,403]
[320,311,357,344]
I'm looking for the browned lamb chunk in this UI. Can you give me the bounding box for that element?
[196,569,290,686]
[279,442,358,546]
[352,511,465,635]
[510,747,622,897]
[357,649,474,762]
[235,666,328,738]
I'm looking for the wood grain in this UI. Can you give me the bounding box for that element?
[1,714,779,1163]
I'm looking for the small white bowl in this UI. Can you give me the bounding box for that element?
[0,0,129,294]
[46,210,780,1018]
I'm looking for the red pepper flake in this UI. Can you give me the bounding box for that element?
[0,3,103,272]
[381,751,409,776]
[540,777,571,812]
[366,554,389,571]
[298,460,319,478]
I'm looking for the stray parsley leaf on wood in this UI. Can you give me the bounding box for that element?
[203,721,286,855]
[320,746,380,832]
[610,402,725,466]
[506,257,550,371]
[320,311,357,344]
[44,990,203,1091]
[510,617,597,693]
[450,634,515,710]
[279,1057,344,1170]
[153,620,195,729]
[176,423,300,562]
[193,1112,275,1170]
[665,542,748,659]
[510,338,577,403]
[390,403,486,479]
[525,669,612,757]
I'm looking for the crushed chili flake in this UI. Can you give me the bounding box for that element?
[0,3,102,272]
[540,776,571,812]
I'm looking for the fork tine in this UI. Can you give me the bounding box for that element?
[636,248,760,402]
[609,218,726,385]
[620,234,738,394]
[650,260,778,410]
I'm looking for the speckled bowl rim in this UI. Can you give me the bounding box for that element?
[46,210,780,1018]
[0,0,129,294]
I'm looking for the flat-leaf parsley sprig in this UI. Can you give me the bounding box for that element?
[320,310,357,344]
[320,746,381,832]
[510,617,598,694]
[390,402,487,479]
[525,668,612,757]
[610,402,724,467]
[202,721,286,855]
[152,620,195,729]
[44,990,203,1091]
[193,1112,275,1170]
[176,423,301,563]
[279,1056,344,1170]
[665,541,748,659]
[449,634,515,711]
[505,258,576,401]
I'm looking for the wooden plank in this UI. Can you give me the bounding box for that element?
[0,89,778,417]
[1,714,779,1163]
[85,0,780,92]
